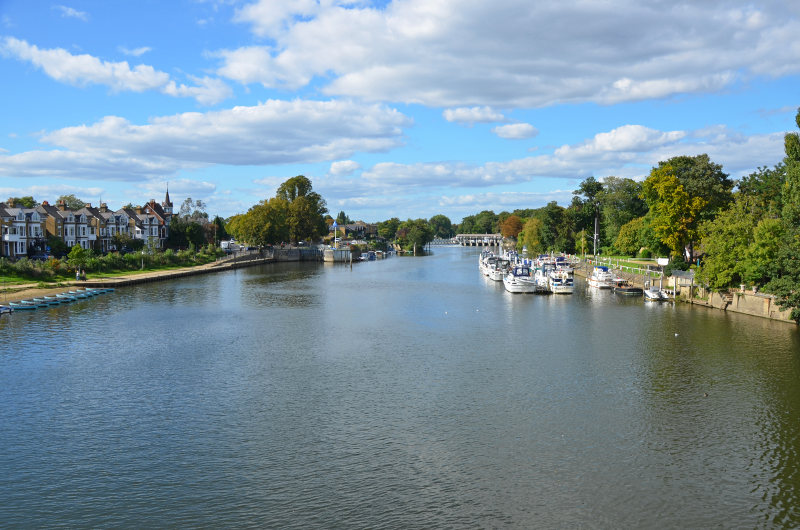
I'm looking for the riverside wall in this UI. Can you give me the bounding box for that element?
[574,261,795,324]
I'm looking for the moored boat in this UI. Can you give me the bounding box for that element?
[503,266,539,293]
[587,266,613,289]
[612,278,643,296]
[549,269,574,294]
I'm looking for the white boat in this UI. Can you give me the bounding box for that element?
[534,267,552,293]
[587,266,613,289]
[489,259,510,281]
[644,286,670,301]
[549,269,574,294]
[503,266,539,293]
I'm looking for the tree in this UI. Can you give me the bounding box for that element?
[276,176,328,243]
[67,245,90,270]
[782,109,800,225]
[57,194,86,210]
[598,176,647,245]
[335,211,351,225]
[499,214,523,239]
[517,218,544,254]
[573,177,604,253]
[211,216,228,244]
[377,217,400,240]
[179,198,208,221]
[737,164,785,218]
[472,210,498,233]
[395,219,433,251]
[428,214,454,238]
[6,196,37,207]
[696,200,755,290]
[656,154,733,219]
[642,164,706,261]
[235,198,290,246]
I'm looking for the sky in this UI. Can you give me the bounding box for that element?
[0,1,798,224]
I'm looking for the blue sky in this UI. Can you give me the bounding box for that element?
[1,1,798,223]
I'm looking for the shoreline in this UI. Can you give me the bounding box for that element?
[1,255,274,305]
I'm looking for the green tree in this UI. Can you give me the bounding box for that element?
[276,176,328,242]
[696,200,755,289]
[335,211,351,225]
[7,196,37,207]
[471,210,498,233]
[428,214,454,238]
[737,164,785,218]
[599,176,647,245]
[395,219,433,251]
[211,216,228,244]
[67,245,90,270]
[517,218,544,254]
[642,164,706,261]
[377,217,400,240]
[178,198,208,221]
[783,109,800,224]
[57,194,86,210]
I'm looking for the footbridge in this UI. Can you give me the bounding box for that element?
[454,233,503,246]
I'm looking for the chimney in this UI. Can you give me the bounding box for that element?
[6,199,14,207]
[42,200,50,206]
[135,206,143,214]
[57,200,66,211]
[84,203,92,208]
[100,203,108,213]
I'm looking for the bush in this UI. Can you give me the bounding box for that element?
[637,248,652,259]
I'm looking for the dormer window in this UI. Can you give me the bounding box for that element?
[68,215,74,222]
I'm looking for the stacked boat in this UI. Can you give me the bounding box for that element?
[5,287,115,312]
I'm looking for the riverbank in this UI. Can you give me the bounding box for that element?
[1,253,274,305]
[574,261,796,324]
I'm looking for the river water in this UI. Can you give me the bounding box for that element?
[1,246,799,528]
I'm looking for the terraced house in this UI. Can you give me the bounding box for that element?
[0,190,174,259]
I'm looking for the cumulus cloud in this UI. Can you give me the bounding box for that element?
[0,99,411,180]
[329,160,361,176]
[443,106,506,124]
[54,5,88,21]
[1,37,230,104]
[492,123,538,140]
[216,0,800,107]
[119,46,152,57]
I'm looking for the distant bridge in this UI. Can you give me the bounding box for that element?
[453,234,503,246]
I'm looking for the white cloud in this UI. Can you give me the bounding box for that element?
[443,106,506,124]
[1,37,230,104]
[0,99,411,180]
[162,76,232,105]
[54,5,89,21]
[119,46,152,57]
[216,0,800,107]
[329,160,361,176]
[492,123,538,140]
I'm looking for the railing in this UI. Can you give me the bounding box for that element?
[586,256,663,278]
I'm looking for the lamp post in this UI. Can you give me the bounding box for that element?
[141,250,144,270]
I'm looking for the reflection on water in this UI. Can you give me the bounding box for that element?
[0,247,798,527]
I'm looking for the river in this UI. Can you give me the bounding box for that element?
[1,246,799,528]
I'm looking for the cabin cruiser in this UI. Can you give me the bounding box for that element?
[587,266,614,289]
[549,269,574,294]
[612,278,643,296]
[503,266,539,293]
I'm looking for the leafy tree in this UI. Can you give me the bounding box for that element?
[47,234,69,257]
[642,164,706,261]
[737,164,785,218]
[211,216,228,243]
[599,176,647,245]
[7,196,37,207]
[235,198,290,246]
[472,210,498,233]
[573,177,604,252]
[57,194,86,210]
[335,211,351,225]
[656,154,733,219]
[395,219,433,251]
[741,217,785,286]
[783,109,800,225]
[696,200,755,289]
[428,214,454,238]
[499,214,523,239]
[67,245,90,270]
[517,218,544,254]
[377,217,400,240]
[614,217,646,256]
[179,198,208,221]
[276,176,328,242]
